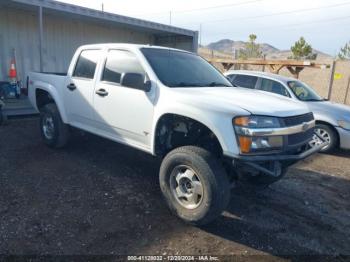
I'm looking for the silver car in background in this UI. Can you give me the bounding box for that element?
[224,70,350,153]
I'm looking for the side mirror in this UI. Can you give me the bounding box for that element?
[121,73,151,92]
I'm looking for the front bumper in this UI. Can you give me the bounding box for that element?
[335,127,350,150]
[235,142,326,162]
[232,141,329,177]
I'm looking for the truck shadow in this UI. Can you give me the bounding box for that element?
[201,168,350,256]
[329,148,350,158]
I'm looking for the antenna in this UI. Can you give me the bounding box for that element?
[101,2,104,12]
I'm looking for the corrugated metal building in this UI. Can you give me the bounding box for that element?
[0,0,198,83]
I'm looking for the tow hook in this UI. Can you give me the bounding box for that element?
[245,161,283,177]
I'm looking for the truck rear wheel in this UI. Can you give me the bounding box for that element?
[40,103,70,148]
[159,146,230,226]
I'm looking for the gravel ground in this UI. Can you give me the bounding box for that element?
[0,118,350,259]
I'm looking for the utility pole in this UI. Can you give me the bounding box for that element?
[199,23,202,47]
[327,60,336,100]
[101,2,104,12]
[344,76,350,105]
[38,6,43,72]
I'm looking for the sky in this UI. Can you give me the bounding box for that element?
[57,0,350,55]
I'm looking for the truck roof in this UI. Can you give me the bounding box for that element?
[77,43,193,54]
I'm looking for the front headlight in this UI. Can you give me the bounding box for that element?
[338,120,350,130]
[234,116,284,154]
[234,116,281,129]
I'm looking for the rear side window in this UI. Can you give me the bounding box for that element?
[232,75,258,89]
[73,50,101,79]
[102,50,145,84]
[259,78,290,97]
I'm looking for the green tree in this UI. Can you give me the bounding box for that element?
[338,41,350,60]
[290,37,317,60]
[238,34,262,59]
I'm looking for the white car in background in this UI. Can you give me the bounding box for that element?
[225,70,350,153]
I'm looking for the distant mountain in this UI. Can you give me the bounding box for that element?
[207,39,279,55]
[206,39,332,61]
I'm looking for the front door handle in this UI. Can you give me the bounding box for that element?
[67,83,76,91]
[96,89,109,97]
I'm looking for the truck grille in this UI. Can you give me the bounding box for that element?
[282,113,314,127]
[281,113,315,147]
[288,128,314,146]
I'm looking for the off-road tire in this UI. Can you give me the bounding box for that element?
[159,146,230,226]
[40,103,70,148]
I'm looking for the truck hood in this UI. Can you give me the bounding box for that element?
[171,87,309,117]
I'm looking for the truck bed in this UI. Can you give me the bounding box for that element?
[35,72,67,76]
[27,72,69,111]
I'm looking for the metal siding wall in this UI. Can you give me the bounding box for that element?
[0,7,40,82]
[42,12,155,73]
[0,6,155,82]
[154,35,194,52]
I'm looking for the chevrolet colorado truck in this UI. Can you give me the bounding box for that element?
[28,44,325,225]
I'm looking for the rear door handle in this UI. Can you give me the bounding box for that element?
[67,83,76,91]
[96,89,109,97]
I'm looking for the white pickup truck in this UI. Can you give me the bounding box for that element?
[28,44,325,225]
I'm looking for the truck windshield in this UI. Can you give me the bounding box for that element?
[141,48,232,88]
[288,81,324,102]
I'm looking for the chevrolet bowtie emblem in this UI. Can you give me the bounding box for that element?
[302,122,309,131]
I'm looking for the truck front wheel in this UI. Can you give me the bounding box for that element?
[40,103,70,148]
[159,146,231,226]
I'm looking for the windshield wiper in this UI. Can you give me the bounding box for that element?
[208,82,232,87]
[171,82,232,88]
[303,98,323,102]
[173,82,204,87]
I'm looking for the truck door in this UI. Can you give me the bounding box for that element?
[93,49,155,148]
[65,49,102,128]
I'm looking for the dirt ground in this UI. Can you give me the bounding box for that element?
[0,118,350,259]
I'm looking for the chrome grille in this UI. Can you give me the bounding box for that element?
[282,113,314,127]
[288,128,314,146]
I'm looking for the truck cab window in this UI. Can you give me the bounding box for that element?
[102,50,145,84]
[73,50,100,79]
[232,75,258,89]
[259,78,290,97]
[141,48,232,88]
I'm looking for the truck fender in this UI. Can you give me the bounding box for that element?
[33,81,69,123]
[151,110,239,157]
